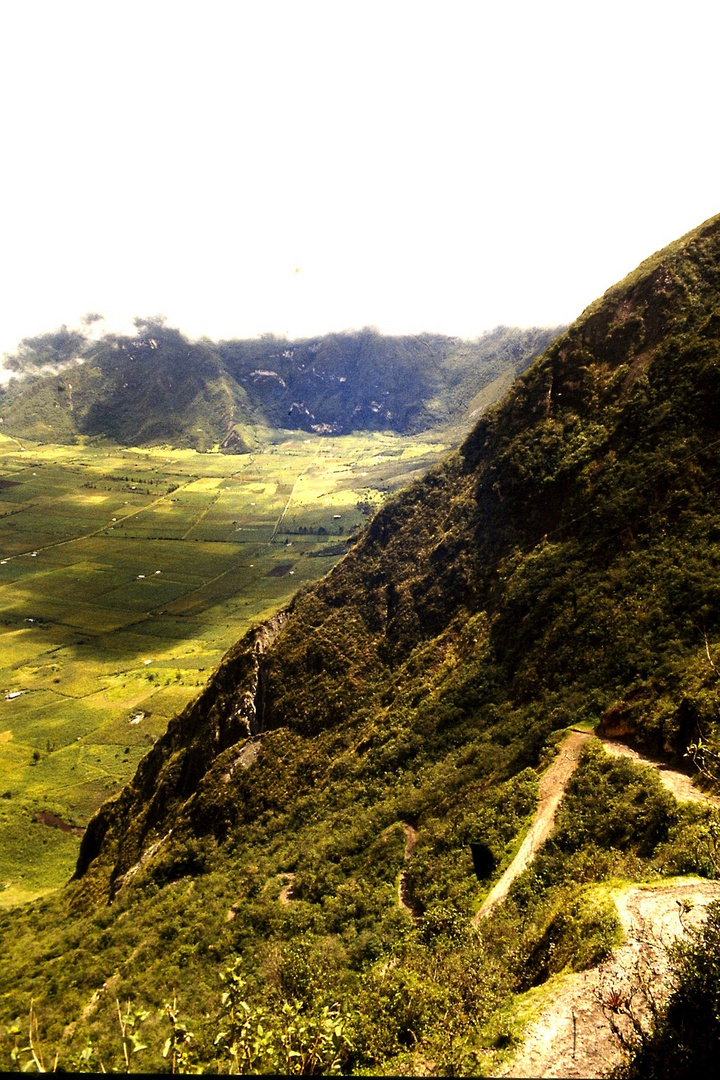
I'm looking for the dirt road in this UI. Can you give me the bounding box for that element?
[475,731,591,922]
[483,731,720,1076]
[477,731,718,924]
[398,823,419,918]
[602,738,720,807]
[501,879,720,1078]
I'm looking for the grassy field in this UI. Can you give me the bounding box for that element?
[0,430,449,904]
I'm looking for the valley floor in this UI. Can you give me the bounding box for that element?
[0,431,450,901]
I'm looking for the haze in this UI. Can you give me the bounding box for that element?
[0,0,717,360]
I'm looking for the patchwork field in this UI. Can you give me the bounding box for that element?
[0,430,449,904]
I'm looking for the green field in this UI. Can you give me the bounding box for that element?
[0,430,449,904]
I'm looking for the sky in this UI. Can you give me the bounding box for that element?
[0,0,718,361]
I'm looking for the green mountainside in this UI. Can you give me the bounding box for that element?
[3,218,720,1073]
[0,322,560,449]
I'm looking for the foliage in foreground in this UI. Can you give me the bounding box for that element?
[616,900,720,1078]
[2,745,715,1074]
[3,217,720,1072]
[3,958,351,1074]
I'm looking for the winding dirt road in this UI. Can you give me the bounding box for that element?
[482,731,720,1077]
[501,879,720,1079]
[477,731,718,925]
[475,731,591,922]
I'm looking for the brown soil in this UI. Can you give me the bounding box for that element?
[398,823,420,919]
[35,810,84,836]
[500,879,720,1079]
[477,731,718,927]
[401,822,419,859]
[265,562,295,578]
[279,872,296,906]
[482,731,720,1076]
[601,739,720,806]
[475,731,591,922]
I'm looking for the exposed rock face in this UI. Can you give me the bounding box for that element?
[75,212,720,927]
[73,612,288,897]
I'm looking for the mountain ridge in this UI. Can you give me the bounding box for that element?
[3,215,720,1074]
[0,323,562,449]
[73,212,720,899]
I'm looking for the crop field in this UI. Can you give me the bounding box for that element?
[0,430,449,904]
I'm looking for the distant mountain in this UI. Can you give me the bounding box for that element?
[0,320,562,448]
[4,216,720,1073]
[77,213,720,892]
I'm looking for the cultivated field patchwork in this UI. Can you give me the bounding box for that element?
[0,431,449,903]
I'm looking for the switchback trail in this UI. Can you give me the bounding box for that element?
[500,878,720,1079]
[477,731,720,1077]
[601,738,720,807]
[476,730,719,924]
[474,730,591,923]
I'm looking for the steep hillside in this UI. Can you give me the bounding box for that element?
[0,322,256,451]
[3,217,720,1074]
[0,322,560,448]
[76,212,720,890]
[216,325,559,435]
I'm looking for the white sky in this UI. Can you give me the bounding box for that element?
[0,0,718,360]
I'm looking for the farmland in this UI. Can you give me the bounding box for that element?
[0,430,449,904]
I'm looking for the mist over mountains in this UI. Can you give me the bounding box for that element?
[3,216,720,1074]
[0,321,562,448]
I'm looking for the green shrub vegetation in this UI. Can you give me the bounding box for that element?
[616,900,720,1077]
[0,432,449,897]
[3,217,720,1072]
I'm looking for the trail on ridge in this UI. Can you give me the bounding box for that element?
[477,731,719,924]
[475,730,591,923]
[478,732,720,1077]
[500,878,720,1079]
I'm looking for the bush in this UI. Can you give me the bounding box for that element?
[622,900,720,1077]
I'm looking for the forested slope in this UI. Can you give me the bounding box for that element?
[3,216,720,1073]
[77,212,720,891]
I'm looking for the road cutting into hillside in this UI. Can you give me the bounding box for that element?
[474,730,592,923]
[601,738,720,807]
[499,878,720,1079]
[476,730,719,924]
[475,732,720,1077]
